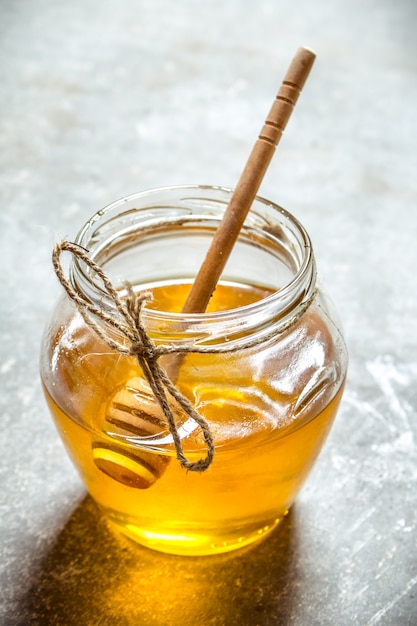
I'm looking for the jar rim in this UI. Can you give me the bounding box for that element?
[71,185,316,339]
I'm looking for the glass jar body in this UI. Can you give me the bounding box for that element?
[40,186,348,556]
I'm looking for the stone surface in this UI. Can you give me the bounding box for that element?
[1,0,417,624]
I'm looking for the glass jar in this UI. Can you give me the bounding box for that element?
[40,185,348,556]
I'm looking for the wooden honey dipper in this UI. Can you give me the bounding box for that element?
[93,46,316,489]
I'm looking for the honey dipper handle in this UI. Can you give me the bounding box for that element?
[182,46,316,314]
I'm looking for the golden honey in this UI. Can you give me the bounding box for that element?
[42,281,344,556]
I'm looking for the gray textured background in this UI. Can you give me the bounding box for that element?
[1,0,416,624]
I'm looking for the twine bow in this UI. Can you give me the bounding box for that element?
[52,240,214,472]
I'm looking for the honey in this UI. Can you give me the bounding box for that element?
[42,280,344,556]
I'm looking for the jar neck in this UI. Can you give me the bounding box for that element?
[70,185,317,348]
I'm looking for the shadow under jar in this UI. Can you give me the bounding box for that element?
[40,185,348,556]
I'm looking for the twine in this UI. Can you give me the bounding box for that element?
[52,240,316,473]
[52,241,214,472]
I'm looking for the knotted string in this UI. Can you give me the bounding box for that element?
[52,240,214,472]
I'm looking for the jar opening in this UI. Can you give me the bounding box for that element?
[71,185,316,343]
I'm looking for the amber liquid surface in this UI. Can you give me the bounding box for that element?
[43,281,344,555]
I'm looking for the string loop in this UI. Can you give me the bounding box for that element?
[52,240,214,472]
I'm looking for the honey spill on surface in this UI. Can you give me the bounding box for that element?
[43,281,344,556]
